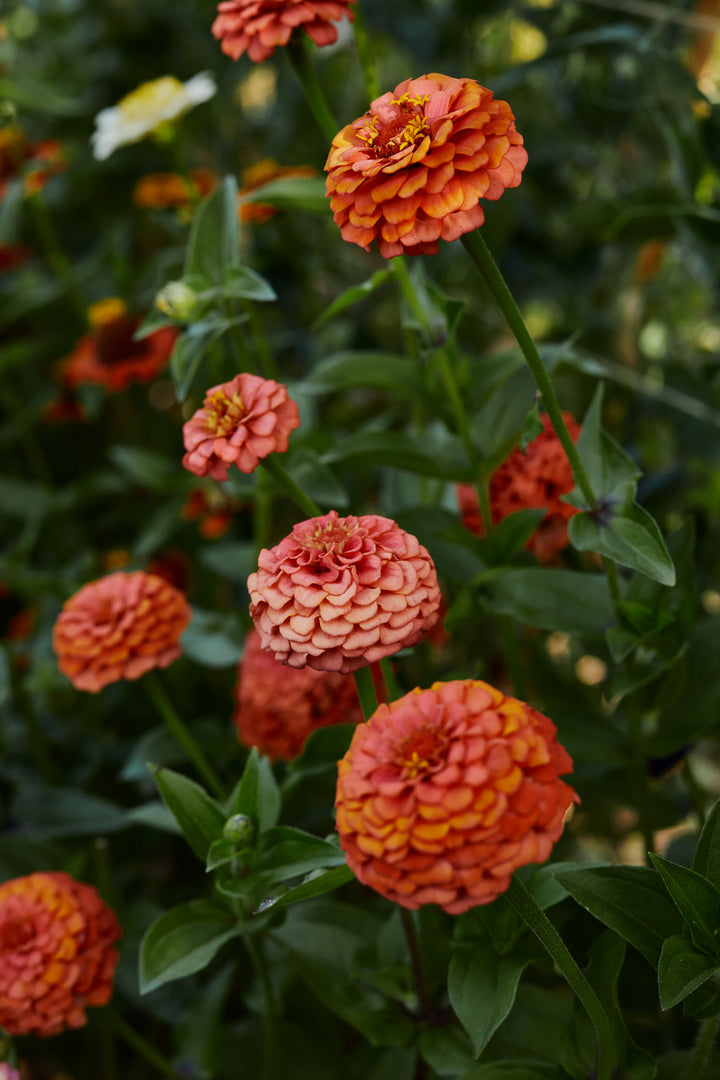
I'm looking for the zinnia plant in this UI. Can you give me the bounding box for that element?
[212,0,356,63]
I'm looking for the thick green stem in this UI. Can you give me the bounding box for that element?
[400,908,432,1016]
[286,34,338,143]
[246,935,278,1080]
[505,875,616,1080]
[354,664,379,720]
[461,231,596,510]
[260,455,322,518]
[681,1014,720,1080]
[351,2,380,101]
[145,673,224,799]
[108,1011,179,1078]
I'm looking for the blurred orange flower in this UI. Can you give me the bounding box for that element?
[0,126,65,200]
[239,159,317,223]
[335,679,578,913]
[212,0,356,63]
[457,412,581,562]
[53,570,191,692]
[57,299,177,392]
[0,872,120,1037]
[182,486,237,538]
[233,628,363,759]
[132,169,218,210]
[182,372,300,480]
[248,510,441,673]
[325,73,527,258]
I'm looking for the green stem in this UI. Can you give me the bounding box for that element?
[351,2,380,101]
[354,664,379,720]
[254,468,274,556]
[392,255,430,332]
[400,908,432,1016]
[144,673,225,799]
[260,455,322,518]
[246,935,278,1080]
[627,702,654,864]
[603,556,623,612]
[505,875,615,1080]
[681,1014,720,1080]
[108,1011,179,1078]
[286,34,338,143]
[379,657,402,701]
[461,231,596,510]
[498,616,525,700]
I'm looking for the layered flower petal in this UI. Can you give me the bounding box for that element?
[457,412,581,561]
[53,570,192,692]
[212,0,356,63]
[0,872,120,1037]
[325,73,528,258]
[182,372,300,481]
[336,679,578,914]
[248,511,441,673]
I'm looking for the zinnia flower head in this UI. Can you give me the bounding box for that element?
[57,298,177,392]
[233,628,363,759]
[335,679,578,913]
[212,0,356,64]
[132,168,218,211]
[91,73,216,161]
[53,570,192,692]
[457,412,581,562]
[182,372,300,480]
[0,871,120,1037]
[248,511,441,673]
[325,73,528,258]
[0,125,65,199]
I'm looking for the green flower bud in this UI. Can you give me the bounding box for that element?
[155,280,197,320]
[223,813,255,848]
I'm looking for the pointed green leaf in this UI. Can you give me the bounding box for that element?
[473,568,615,635]
[569,502,675,586]
[572,385,641,504]
[139,900,241,993]
[233,747,281,834]
[151,767,226,861]
[240,175,327,213]
[169,320,230,402]
[314,269,393,328]
[693,799,720,888]
[323,430,472,480]
[219,264,276,302]
[267,865,354,910]
[658,934,720,1009]
[481,509,546,567]
[449,944,540,1058]
[649,854,720,957]
[185,176,239,282]
[305,351,420,398]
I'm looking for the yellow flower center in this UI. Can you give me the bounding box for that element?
[87,297,128,329]
[361,93,431,159]
[204,390,246,436]
[118,77,184,125]
[303,519,354,553]
[396,724,448,779]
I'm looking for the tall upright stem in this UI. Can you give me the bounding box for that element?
[354,664,379,720]
[400,908,432,1015]
[286,35,338,143]
[145,673,224,799]
[246,935,278,1080]
[351,2,380,101]
[260,455,322,518]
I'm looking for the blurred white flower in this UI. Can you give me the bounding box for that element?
[91,73,216,161]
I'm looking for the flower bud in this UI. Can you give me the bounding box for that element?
[155,280,198,320]
[223,813,255,848]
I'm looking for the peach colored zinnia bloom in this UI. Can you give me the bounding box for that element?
[182,372,300,481]
[0,872,120,1037]
[325,73,527,258]
[248,510,441,673]
[53,570,191,692]
[233,628,363,759]
[336,679,578,914]
[58,298,177,393]
[212,0,356,63]
[457,412,581,562]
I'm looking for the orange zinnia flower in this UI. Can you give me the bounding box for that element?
[53,570,192,692]
[0,126,65,200]
[457,412,581,562]
[58,299,177,393]
[248,510,441,673]
[0,872,120,1037]
[182,372,300,480]
[233,628,363,759]
[336,679,578,914]
[133,169,218,210]
[325,73,528,258]
[212,0,356,63]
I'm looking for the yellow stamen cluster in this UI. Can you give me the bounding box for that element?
[204,390,246,435]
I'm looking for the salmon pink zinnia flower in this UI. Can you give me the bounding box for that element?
[182,373,300,481]
[457,412,581,562]
[0,872,120,1037]
[233,628,363,759]
[336,680,578,914]
[325,73,528,258]
[248,511,441,673]
[53,570,192,692]
[212,0,356,64]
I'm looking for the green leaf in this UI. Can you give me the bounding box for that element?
[219,264,276,302]
[314,269,393,328]
[569,502,675,586]
[240,175,328,213]
[139,900,241,994]
[572,385,641,504]
[457,1064,561,1080]
[233,747,281,834]
[480,509,546,567]
[471,568,615,635]
[448,944,540,1057]
[519,403,544,452]
[151,767,226,862]
[267,865,355,910]
[107,445,174,490]
[693,798,720,888]
[285,448,349,509]
[169,320,231,402]
[185,176,239,283]
[11,786,128,839]
[199,542,258,584]
[649,854,720,958]
[252,826,346,885]
[180,608,244,667]
[555,865,683,965]
[657,934,720,1009]
[323,430,472,480]
[305,351,421,398]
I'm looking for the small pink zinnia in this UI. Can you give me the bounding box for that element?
[212,0,356,64]
[248,510,441,673]
[182,373,300,481]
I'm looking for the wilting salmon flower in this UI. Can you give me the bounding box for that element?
[53,570,192,692]
[133,169,218,211]
[0,872,120,1037]
[212,0,356,63]
[91,73,216,161]
[457,412,581,562]
[325,73,527,258]
[238,159,318,222]
[335,679,578,913]
[248,511,441,673]
[57,298,177,392]
[233,628,363,759]
[182,372,300,480]
[0,126,65,200]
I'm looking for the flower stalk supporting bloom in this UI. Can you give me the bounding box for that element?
[146,673,224,799]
